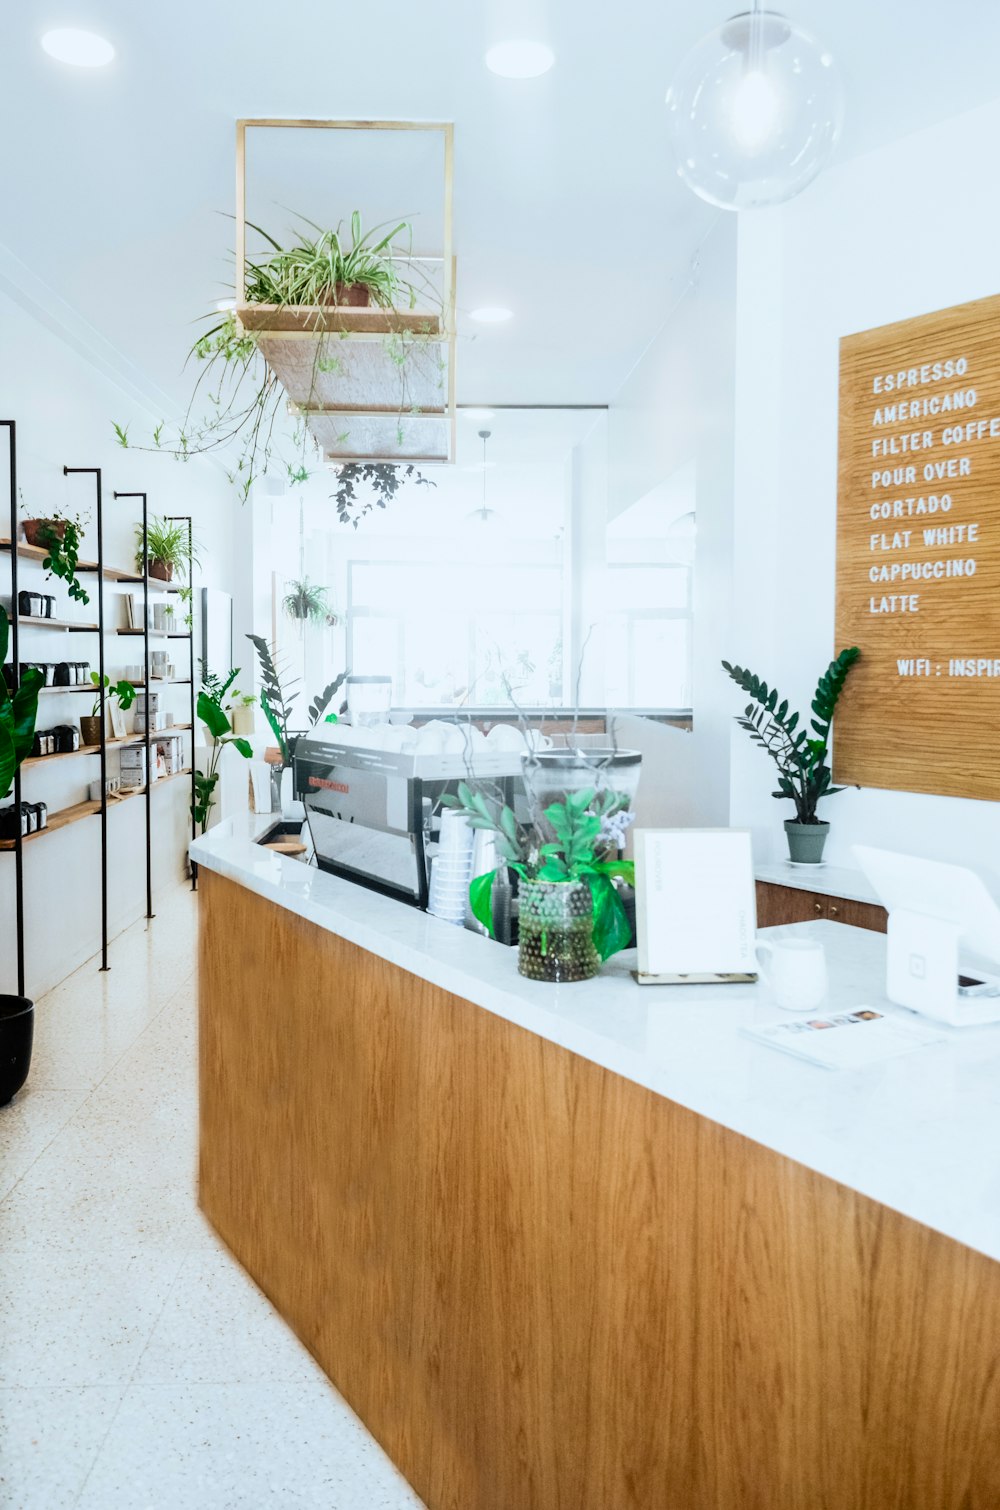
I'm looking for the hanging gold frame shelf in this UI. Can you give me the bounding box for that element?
[234,118,456,465]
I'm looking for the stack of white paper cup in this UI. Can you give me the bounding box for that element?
[428,811,475,926]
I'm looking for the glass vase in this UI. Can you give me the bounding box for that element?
[517,879,600,983]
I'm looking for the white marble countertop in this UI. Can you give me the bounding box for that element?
[754,860,882,906]
[192,816,1000,1264]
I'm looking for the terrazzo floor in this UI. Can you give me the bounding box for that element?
[0,882,426,1510]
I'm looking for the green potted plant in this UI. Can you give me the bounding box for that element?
[0,605,43,1104]
[113,210,440,507]
[722,647,860,864]
[22,509,90,605]
[135,516,198,583]
[193,667,253,832]
[246,634,347,765]
[441,782,635,982]
[81,675,137,748]
[282,578,336,626]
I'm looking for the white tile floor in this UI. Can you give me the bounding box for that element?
[0,883,426,1510]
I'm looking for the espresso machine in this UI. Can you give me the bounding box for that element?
[293,732,524,907]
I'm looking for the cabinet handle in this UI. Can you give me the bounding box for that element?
[813,901,823,914]
[830,904,840,917]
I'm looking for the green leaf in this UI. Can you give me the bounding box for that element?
[231,737,253,759]
[10,671,42,765]
[197,691,231,739]
[588,875,632,961]
[0,722,15,803]
[260,690,287,760]
[469,870,497,937]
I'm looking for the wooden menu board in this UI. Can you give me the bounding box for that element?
[835,294,1000,801]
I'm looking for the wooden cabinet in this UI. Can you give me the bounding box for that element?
[756,880,887,934]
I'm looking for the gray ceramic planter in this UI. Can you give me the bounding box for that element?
[784,819,830,864]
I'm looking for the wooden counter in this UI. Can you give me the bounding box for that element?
[198,865,1000,1510]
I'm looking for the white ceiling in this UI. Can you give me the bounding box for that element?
[2,0,1000,424]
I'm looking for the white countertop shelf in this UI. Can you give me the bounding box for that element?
[191,815,1000,1266]
[754,860,882,906]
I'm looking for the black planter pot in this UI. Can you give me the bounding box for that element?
[0,995,34,1106]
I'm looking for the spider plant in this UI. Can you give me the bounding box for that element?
[112,209,441,507]
[136,517,200,582]
[244,211,426,311]
[282,578,335,626]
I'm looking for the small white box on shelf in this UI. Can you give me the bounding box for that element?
[154,733,184,775]
[119,746,150,788]
[134,710,166,733]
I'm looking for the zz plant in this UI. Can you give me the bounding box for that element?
[246,634,347,764]
[722,647,860,824]
[0,607,43,801]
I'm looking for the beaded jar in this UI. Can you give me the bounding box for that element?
[517,879,600,983]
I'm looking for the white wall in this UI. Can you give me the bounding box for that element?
[0,282,245,998]
[606,216,738,826]
[730,98,1000,880]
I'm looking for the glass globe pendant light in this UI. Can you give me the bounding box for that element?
[665,2,844,210]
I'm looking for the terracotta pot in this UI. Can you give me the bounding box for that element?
[80,715,104,748]
[147,558,173,582]
[319,284,372,308]
[23,519,65,548]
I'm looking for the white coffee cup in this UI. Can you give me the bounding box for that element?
[756,937,828,1011]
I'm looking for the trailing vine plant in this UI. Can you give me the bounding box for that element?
[36,513,90,605]
[112,211,442,519]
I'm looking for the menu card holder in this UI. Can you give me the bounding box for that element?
[633,828,758,985]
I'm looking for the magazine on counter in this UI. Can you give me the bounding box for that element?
[744,1007,945,1070]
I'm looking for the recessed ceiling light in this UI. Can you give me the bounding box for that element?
[485,40,555,78]
[461,407,497,421]
[469,307,513,325]
[41,28,115,67]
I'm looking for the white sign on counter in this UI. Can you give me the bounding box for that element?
[634,828,758,984]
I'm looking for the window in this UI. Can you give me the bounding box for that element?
[348,561,564,708]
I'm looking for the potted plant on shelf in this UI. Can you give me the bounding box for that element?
[226,690,257,737]
[193,668,253,833]
[441,781,636,983]
[21,510,90,605]
[282,578,336,627]
[0,605,43,1105]
[81,675,137,748]
[722,647,860,865]
[135,516,198,583]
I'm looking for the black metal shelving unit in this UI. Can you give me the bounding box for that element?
[62,466,109,970]
[165,514,197,889]
[113,491,153,921]
[2,420,24,995]
[2,458,201,995]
